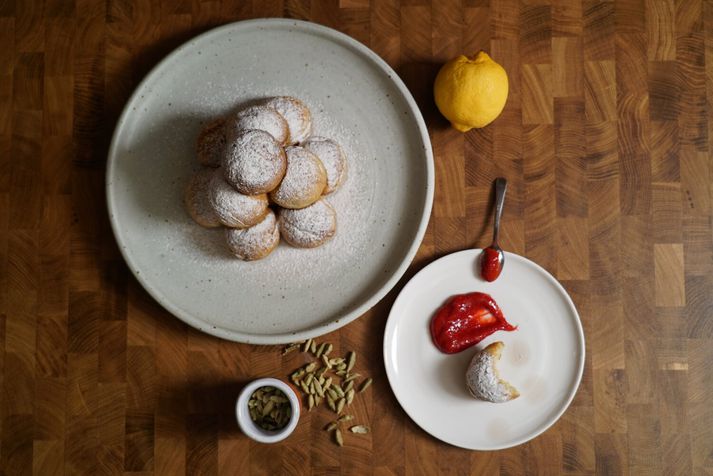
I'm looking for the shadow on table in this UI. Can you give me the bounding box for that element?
[70,24,237,320]
[396,61,449,131]
[158,378,253,439]
[397,60,498,253]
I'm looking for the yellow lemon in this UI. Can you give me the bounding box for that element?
[434,51,509,132]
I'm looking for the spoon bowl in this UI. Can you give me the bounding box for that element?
[480,178,507,281]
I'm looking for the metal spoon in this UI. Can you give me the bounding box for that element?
[480,177,507,281]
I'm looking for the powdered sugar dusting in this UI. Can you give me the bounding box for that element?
[270,146,326,208]
[466,346,518,403]
[303,137,346,194]
[184,168,221,227]
[279,199,336,248]
[224,129,286,194]
[167,91,376,289]
[173,97,374,286]
[225,210,280,260]
[231,105,288,145]
[265,96,312,144]
[209,173,268,228]
[196,118,226,167]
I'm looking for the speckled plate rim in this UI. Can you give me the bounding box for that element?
[383,250,586,450]
[106,18,434,344]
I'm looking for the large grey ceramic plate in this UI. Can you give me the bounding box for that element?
[107,19,434,344]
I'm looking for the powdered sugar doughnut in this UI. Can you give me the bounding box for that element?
[208,173,268,228]
[466,341,520,403]
[225,209,280,261]
[230,105,289,145]
[264,96,312,144]
[184,168,221,227]
[269,146,326,209]
[223,129,286,195]
[302,137,347,194]
[278,199,336,248]
[196,118,226,167]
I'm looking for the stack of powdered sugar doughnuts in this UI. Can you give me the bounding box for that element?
[184,97,348,261]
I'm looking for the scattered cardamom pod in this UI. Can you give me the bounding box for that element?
[314,379,324,397]
[346,351,356,372]
[303,338,312,353]
[359,378,373,393]
[284,340,374,447]
[344,373,360,383]
[327,388,339,401]
[331,384,345,398]
[282,343,300,355]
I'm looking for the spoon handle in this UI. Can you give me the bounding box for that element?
[493,177,508,244]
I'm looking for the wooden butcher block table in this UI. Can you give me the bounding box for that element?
[1,0,711,474]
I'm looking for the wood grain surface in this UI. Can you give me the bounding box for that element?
[1,0,712,474]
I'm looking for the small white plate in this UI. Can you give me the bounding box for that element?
[383,249,585,450]
[107,19,433,344]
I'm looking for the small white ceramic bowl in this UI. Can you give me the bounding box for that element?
[236,377,300,443]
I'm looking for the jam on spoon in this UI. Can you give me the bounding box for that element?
[480,177,507,282]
